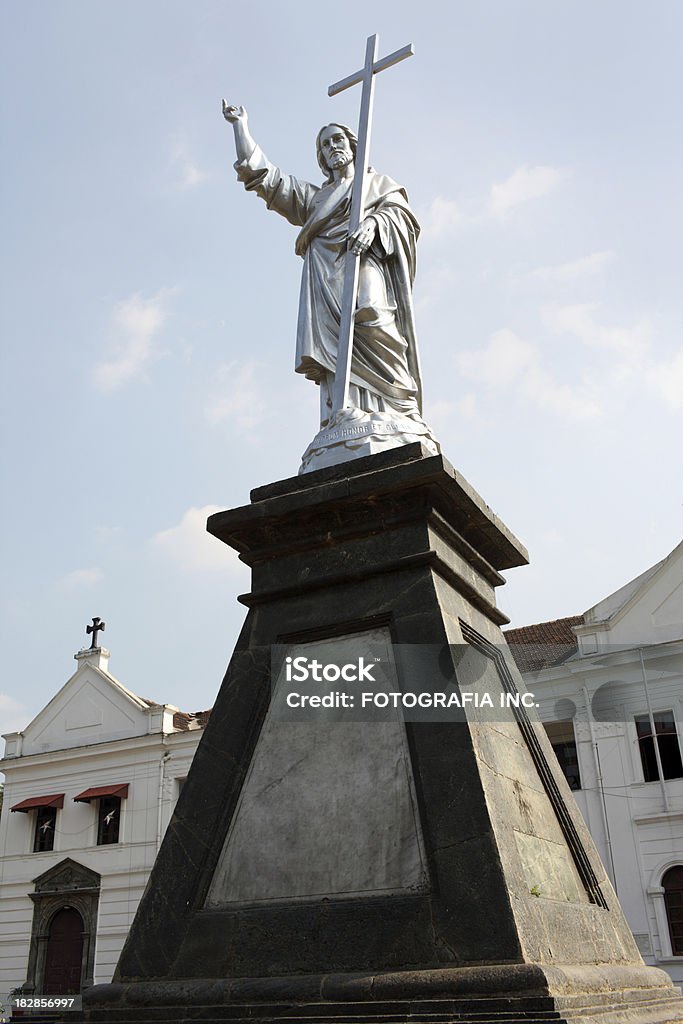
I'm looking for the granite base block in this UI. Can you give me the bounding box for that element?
[81,446,683,1024]
[82,964,683,1023]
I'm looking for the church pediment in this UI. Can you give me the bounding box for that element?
[32,857,101,893]
[19,661,154,755]
[607,545,683,647]
[651,579,683,629]
[582,541,683,649]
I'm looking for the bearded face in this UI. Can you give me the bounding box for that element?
[318,125,354,172]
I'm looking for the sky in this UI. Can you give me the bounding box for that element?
[1,0,682,736]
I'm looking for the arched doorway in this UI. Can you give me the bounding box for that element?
[44,907,84,994]
[663,865,683,956]
[23,859,100,995]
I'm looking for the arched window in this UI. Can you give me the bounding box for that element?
[663,865,683,956]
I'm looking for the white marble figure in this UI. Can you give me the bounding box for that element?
[223,103,439,471]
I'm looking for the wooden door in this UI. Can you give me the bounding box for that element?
[44,907,83,994]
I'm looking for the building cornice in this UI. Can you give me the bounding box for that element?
[522,638,683,683]
[0,727,202,773]
[634,811,683,826]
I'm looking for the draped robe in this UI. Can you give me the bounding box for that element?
[235,147,424,418]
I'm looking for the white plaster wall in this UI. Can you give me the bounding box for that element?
[0,730,200,995]
[532,639,683,985]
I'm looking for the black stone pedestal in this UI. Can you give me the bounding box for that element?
[82,445,683,1024]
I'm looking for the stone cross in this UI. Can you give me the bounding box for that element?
[328,34,414,414]
[86,616,106,649]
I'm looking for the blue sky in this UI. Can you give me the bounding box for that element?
[1,0,681,733]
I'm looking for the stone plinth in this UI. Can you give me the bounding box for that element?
[82,445,683,1024]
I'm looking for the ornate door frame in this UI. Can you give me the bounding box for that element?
[23,859,101,994]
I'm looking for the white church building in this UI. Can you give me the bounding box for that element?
[0,542,681,1001]
[0,638,208,1003]
[506,540,683,985]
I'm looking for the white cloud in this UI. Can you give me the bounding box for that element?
[541,304,652,367]
[93,290,172,391]
[170,136,208,190]
[528,250,614,283]
[205,361,268,431]
[489,164,565,217]
[62,567,104,587]
[421,196,463,239]
[151,506,246,574]
[648,348,683,410]
[457,328,536,388]
[415,266,460,310]
[0,693,30,734]
[425,394,483,439]
[455,393,480,421]
[457,328,601,420]
[542,304,682,411]
[520,362,601,419]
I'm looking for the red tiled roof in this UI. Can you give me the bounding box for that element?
[172,708,213,731]
[130,703,212,731]
[504,615,583,674]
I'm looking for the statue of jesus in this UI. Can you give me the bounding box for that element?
[223,102,438,470]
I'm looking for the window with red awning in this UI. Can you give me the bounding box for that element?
[72,784,129,803]
[10,794,65,813]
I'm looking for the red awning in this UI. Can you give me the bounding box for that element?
[11,794,64,813]
[73,783,129,803]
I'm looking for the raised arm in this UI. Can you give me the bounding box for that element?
[221,101,319,230]
[222,102,256,163]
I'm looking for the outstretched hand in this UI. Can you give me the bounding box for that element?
[348,217,377,256]
[222,101,247,124]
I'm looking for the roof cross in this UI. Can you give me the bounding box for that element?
[86,616,106,649]
[328,34,414,414]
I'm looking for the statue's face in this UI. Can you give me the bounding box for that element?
[319,126,353,172]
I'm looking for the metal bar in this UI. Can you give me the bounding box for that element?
[328,43,414,97]
[371,42,414,76]
[328,69,364,97]
[331,34,378,413]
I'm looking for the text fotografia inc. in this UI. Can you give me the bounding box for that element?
[284,689,538,710]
